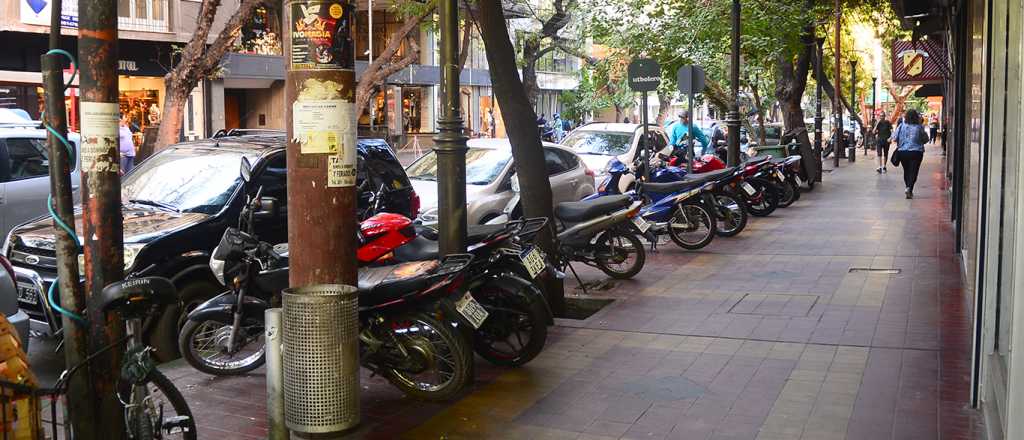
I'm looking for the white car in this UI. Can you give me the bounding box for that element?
[560,122,670,192]
[407,138,596,225]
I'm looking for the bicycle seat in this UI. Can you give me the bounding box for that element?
[357,261,438,307]
[555,195,631,222]
[96,277,177,315]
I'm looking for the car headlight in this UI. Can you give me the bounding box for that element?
[75,243,146,277]
[209,245,226,286]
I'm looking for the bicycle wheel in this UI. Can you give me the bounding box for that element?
[121,369,198,440]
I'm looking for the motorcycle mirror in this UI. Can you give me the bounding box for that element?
[240,157,252,183]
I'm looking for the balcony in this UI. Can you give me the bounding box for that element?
[117,0,169,33]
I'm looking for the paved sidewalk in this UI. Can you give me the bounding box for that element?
[164,146,984,439]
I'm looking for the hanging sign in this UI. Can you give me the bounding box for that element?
[290,0,355,70]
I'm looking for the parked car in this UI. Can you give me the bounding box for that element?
[407,138,596,225]
[560,122,670,183]
[0,123,82,238]
[2,131,417,360]
[0,256,29,351]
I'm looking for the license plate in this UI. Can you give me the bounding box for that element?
[741,182,757,196]
[632,216,652,233]
[455,292,489,329]
[775,170,785,180]
[16,283,39,305]
[77,254,85,277]
[520,247,546,279]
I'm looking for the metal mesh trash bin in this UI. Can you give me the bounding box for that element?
[282,284,360,433]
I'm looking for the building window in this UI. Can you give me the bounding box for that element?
[117,0,168,32]
[235,4,282,55]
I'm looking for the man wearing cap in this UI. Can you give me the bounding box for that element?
[667,110,709,158]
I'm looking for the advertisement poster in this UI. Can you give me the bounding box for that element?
[79,102,119,173]
[290,0,354,70]
[21,0,79,27]
[292,99,353,154]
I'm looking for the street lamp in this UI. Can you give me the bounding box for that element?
[814,37,824,182]
[726,0,741,167]
[848,59,856,162]
[434,0,468,254]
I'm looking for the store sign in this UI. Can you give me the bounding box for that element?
[119,60,139,73]
[892,40,948,85]
[21,0,79,28]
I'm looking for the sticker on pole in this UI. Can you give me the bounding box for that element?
[79,102,120,173]
[290,0,354,70]
[292,99,354,154]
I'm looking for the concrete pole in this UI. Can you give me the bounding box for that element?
[849,59,857,161]
[434,0,468,254]
[77,0,127,436]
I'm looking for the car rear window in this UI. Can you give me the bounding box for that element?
[359,140,411,189]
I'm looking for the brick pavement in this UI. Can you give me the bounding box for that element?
[163,146,985,439]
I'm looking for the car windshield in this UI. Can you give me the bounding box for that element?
[121,147,254,215]
[562,131,633,156]
[406,148,512,185]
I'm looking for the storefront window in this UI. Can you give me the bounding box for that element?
[401,88,424,133]
[118,0,168,32]
[358,90,389,129]
[235,4,283,56]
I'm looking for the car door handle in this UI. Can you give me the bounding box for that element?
[569,179,578,186]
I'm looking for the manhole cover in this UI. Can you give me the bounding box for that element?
[848,267,902,274]
[727,294,818,317]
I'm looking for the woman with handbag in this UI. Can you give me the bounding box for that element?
[889,109,930,199]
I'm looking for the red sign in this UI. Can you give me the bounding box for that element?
[892,40,948,85]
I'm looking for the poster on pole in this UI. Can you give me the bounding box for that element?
[290,0,355,70]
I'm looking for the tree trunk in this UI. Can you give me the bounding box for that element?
[614,105,622,122]
[154,0,262,151]
[773,18,818,180]
[750,77,767,145]
[478,0,564,314]
[656,90,672,126]
[355,8,432,115]
[521,37,542,108]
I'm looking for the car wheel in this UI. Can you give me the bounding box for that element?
[149,280,220,362]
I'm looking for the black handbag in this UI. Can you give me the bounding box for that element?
[891,149,901,167]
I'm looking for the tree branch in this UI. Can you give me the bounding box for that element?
[198,0,263,73]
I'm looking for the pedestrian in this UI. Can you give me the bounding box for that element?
[873,111,894,174]
[552,113,565,142]
[623,116,631,124]
[929,115,939,144]
[890,109,929,199]
[488,108,496,138]
[668,110,709,161]
[119,114,136,175]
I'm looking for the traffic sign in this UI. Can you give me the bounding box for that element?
[628,59,661,92]
[677,65,706,95]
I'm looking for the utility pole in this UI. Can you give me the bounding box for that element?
[282,0,359,435]
[814,37,824,182]
[833,0,843,167]
[78,0,127,437]
[871,76,877,148]
[41,0,94,434]
[434,0,468,254]
[848,59,856,162]
[725,0,742,167]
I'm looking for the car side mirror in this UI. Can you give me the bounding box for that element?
[254,196,279,220]
[240,157,252,183]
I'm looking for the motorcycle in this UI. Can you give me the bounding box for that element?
[769,155,803,208]
[736,156,781,217]
[179,159,478,401]
[591,155,749,239]
[391,218,555,367]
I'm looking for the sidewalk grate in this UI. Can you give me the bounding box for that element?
[563,297,614,320]
[848,267,902,274]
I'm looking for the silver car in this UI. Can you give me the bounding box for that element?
[0,124,81,238]
[408,139,596,225]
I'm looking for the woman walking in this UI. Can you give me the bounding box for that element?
[891,109,930,199]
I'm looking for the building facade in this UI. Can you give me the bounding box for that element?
[903,0,1024,439]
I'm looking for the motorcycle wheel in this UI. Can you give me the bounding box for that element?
[668,202,716,250]
[594,230,646,279]
[777,178,798,208]
[382,312,472,401]
[746,179,778,217]
[788,178,802,203]
[179,318,267,376]
[473,275,548,367]
[714,193,748,237]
